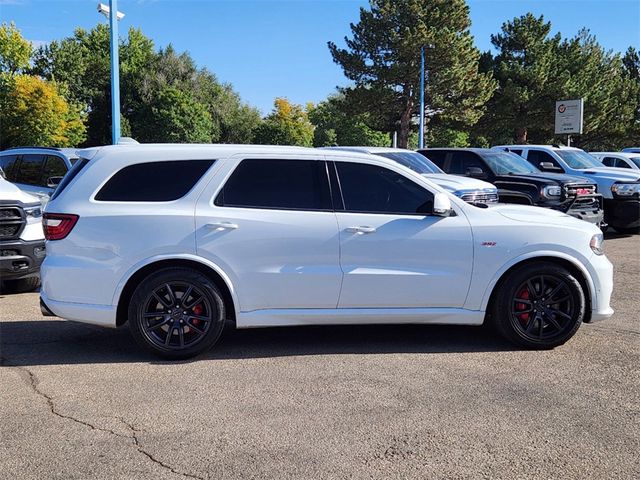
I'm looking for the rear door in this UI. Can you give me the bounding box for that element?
[195,156,342,312]
[331,158,473,308]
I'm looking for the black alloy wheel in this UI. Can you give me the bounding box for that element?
[491,262,585,349]
[129,268,226,359]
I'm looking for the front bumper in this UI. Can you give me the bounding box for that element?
[0,239,46,280]
[555,194,605,226]
[584,252,614,323]
[604,198,640,229]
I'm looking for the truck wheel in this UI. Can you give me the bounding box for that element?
[128,268,226,360]
[2,276,41,293]
[491,262,585,349]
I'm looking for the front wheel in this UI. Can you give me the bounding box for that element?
[612,225,640,234]
[128,268,226,359]
[491,262,586,349]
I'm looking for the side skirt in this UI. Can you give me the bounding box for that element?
[236,308,485,329]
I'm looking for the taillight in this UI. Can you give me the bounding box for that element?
[43,213,79,240]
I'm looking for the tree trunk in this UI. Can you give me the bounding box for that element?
[515,126,528,144]
[397,99,414,149]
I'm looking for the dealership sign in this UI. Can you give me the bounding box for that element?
[555,99,583,135]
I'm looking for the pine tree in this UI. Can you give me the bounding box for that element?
[328,0,495,148]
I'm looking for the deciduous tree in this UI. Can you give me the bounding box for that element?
[254,98,314,146]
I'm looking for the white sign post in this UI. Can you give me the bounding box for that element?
[555,99,583,146]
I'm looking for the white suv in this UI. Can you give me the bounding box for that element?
[40,144,614,359]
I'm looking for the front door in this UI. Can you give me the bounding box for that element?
[332,160,474,308]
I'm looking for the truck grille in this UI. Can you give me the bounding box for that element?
[0,206,25,240]
[566,184,596,197]
[460,192,499,204]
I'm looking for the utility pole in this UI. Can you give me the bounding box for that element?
[418,45,425,149]
[108,0,121,145]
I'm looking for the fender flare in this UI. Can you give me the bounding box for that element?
[111,253,240,318]
[479,250,596,311]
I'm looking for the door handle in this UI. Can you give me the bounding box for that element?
[346,226,377,234]
[206,221,239,230]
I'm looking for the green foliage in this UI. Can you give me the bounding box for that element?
[254,98,314,146]
[328,0,496,148]
[138,87,213,143]
[0,74,86,148]
[308,95,389,147]
[0,22,31,74]
[476,14,640,150]
[427,127,470,148]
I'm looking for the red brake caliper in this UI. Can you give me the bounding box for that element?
[515,288,530,325]
[191,304,203,326]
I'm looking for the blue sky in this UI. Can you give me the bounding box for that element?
[2,0,639,114]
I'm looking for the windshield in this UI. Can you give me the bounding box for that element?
[376,151,444,174]
[556,150,603,169]
[481,151,539,175]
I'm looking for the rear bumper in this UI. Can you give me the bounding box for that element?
[0,239,46,281]
[604,198,640,229]
[39,290,117,328]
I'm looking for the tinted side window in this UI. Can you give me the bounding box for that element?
[336,162,433,215]
[216,159,331,211]
[449,152,486,175]
[16,154,45,186]
[95,160,214,202]
[42,155,68,183]
[0,155,19,180]
[526,150,562,170]
[422,150,446,167]
[509,149,523,156]
[602,157,616,167]
[616,159,631,168]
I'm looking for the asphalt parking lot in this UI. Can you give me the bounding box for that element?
[1,232,638,480]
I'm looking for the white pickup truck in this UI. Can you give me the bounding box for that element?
[0,176,46,292]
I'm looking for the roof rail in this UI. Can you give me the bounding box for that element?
[2,146,63,152]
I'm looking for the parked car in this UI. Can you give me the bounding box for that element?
[40,144,613,359]
[0,147,79,200]
[321,147,499,204]
[591,152,640,170]
[494,145,640,234]
[418,148,604,227]
[0,176,46,292]
[621,147,640,154]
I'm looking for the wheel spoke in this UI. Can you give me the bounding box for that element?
[188,314,210,322]
[514,298,532,305]
[180,285,194,308]
[152,292,172,309]
[539,276,546,297]
[550,295,571,305]
[545,313,563,331]
[185,319,205,335]
[526,279,537,297]
[178,326,185,347]
[545,282,565,301]
[550,309,572,320]
[165,284,177,305]
[184,295,203,309]
[538,314,544,337]
[164,327,175,346]
[146,317,171,331]
[144,312,164,318]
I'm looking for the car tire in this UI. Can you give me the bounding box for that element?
[128,268,226,360]
[2,275,40,294]
[491,262,585,349]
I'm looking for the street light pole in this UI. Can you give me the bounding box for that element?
[418,45,425,149]
[108,0,121,145]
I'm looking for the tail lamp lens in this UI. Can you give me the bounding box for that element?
[43,213,79,240]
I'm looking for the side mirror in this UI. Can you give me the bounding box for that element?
[433,192,453,217]
[466,166,487,178]
[539,162,562,172]
[47,176,63,188]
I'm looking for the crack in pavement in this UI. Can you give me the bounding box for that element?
[2,357,205,480]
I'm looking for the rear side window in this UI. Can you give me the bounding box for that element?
[42,155,68,182]
[602,157,616,167]
[422,150,446,168]
[336,162,433,215]
[215,159,331,211]
[16,154,45,186]
[0,155,19,180]
[526,150,562,170]
[95,160,214,202]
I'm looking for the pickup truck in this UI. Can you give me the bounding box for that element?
[419,148,604,227]
[494,145,640,233]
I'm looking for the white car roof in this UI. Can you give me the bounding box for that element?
[494,145,582,151]
[591,152,639,159]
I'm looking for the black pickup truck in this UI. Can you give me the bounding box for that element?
[418,148,604,226]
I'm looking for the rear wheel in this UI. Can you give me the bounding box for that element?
[2,276,40,293]
[491,262,585,349]
[128,268,226,359]
[613,225,640,234]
